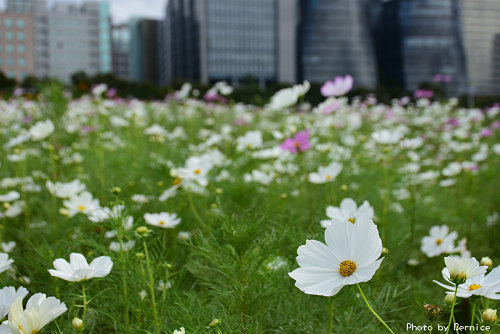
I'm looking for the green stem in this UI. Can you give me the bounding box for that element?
[469,299,475,334]
[188,194,208,233]
[117,226,130,328]
[327,300,334,334]
[356,284,395,334]
[143,239,160,332]
[445,285,458,334]
[81,282,87,332]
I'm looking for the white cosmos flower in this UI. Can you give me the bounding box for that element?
[48,253,113,282]
[177,156,212,187]
[5,293,66,334]
[444,256,488,284]
[289,216,383,296]
[0,192,20,203]
[372,129,402,144]
[62,191,100,218]
[434,266,500,299]
[46,179,86,199]
[0,287,28,319]
[308,162,343,184]
[236,130,263,151]
[109,240,135,252]
[1,242,16,253]
[420,225,458,257]
[0,253,14,274]
[29,120,55,141]
[321,198,374,228]
[144,212,181,228]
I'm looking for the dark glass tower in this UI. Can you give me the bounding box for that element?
[399,0,467,95]
[299,0,377,88]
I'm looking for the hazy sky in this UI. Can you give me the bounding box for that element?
[0,0,168,23]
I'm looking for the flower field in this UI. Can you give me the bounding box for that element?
[0,81,499,333]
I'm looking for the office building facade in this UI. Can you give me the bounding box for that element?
[460,0,500,96]
[162,0,298,86]
[299,0,377,88]
[129,18,161,84]
[111,23,131,80]
[0,12,35,81]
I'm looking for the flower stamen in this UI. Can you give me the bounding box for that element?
[468,284,482,291]
[436,239,443,245]
[338,260,357,277]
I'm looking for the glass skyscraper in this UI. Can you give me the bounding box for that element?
[399,0,467,95]
[299,0,377,88]
[461,0,500,96]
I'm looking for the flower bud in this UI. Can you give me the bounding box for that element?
[2,203,10,210]
[215,188,223,195]
[480,257,493,268]
[423,304,442,321]
[482,309,497,325]
[59,208,69,216]
[341,184,348,191]
[135,226,151,238]
[111,187,122,195]
[72,317,83,330]
[209,319,221,328]
[381,247,389,255]
[444,293,455,306]
[135,252,144,259]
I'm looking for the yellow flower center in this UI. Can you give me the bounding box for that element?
[78,205,86,211]
[173,178,182,185]
[294,141,300,147]
[194,169,202,175]
[3,203,10,209]
[468,284,482,291]
[325,175,332,180]
[347,217,356,224]
[436,239,443,245]
[159,220,165,226]
[338,260,357,277]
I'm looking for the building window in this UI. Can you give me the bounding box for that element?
[17,19,25,28]
[7,71,15,78]
[17,32,26,41]
[18,58,26,67]
[5,18,13,27]
[20,71,27,79]
[7,58,14,66]
[18,45,26,53]
[6,45,14,53]
[6,32,14,40]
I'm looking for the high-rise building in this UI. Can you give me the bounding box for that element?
[369,0,405,90]
[399,0,468,95]
[162,0,298,86]
[5,0,49,78]
[299,0,377,88]
[129,18,160,84]
[460,0,500,96]
[111,23,131,80]
[48,2,111,82]
[3,0,111,82]
[0,12,35,81]
[161,0,201,85]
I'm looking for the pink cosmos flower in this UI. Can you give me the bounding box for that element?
[321,75,353,97]
[280,130,311,153]
[414,89,434,99]
[480,128,493,137]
